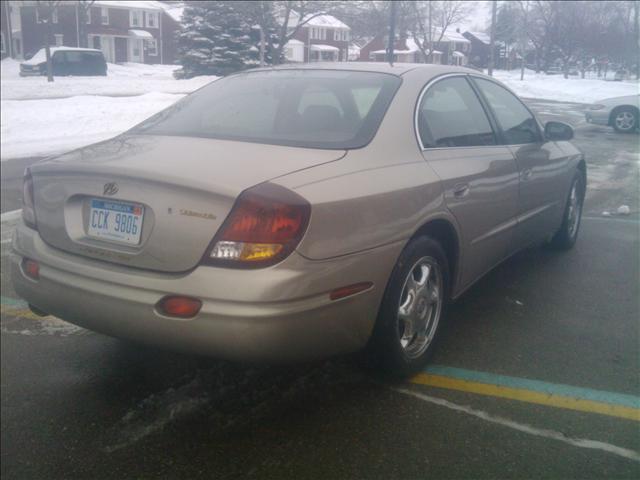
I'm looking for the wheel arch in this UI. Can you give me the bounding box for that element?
[408,217,461,297]
[608,104,639,126]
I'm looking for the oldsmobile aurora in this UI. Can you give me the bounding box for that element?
[11,64,585,375]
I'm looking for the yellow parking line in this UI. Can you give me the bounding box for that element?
[411,373,640,421]
[0,304,44,321]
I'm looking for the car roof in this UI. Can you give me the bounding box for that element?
[22,46,104,65]
[246,62,479,77]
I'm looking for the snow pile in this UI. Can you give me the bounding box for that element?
[493,69,639,104]
[1,92,183,159]
[1,58,216,100]
[1,59,218,160]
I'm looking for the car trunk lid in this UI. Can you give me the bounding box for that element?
[31,134,345,272]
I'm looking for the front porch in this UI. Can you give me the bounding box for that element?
[88,29,156,64]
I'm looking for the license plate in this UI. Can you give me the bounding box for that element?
[88,199,144,245]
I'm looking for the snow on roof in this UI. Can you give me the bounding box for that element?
[452,51,466,58]
[466,31,490,45]
[23,47,103,65]
[439,29,470,43]
[309,44,340,52]
[158,2,184,22]
[129,29,154,39]
[284,10,350,30]
[94,1,163,11]
[286,39,305,46]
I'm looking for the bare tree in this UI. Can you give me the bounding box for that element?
[518,1,530,80]
[76,0,96,48]
[411,1,472,64]
[271,1,345,64]
[36,0,62,82]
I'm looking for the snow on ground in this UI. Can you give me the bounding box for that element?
[1,59,217,160]
[494,69,639,104]
[1,92,184,159]
[1,59,214,100]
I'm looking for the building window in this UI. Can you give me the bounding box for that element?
[145,11,159,28]
[130,10,143,27]
[310,27,326,40]
[36,8,58,24]
[91,35,101,49]
[0,33,5,54]
[145,38,158,56]
[54,34,63,46]
[101,7,109,25]
[336,30,349,41]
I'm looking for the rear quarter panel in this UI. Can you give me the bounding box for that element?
[273,68,453,261]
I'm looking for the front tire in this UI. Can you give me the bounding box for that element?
[366,236,449,377]
[612,107,638,133]
[550,172,585,250]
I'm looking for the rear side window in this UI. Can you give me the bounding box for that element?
[418,76,496,148]
[473,78,542,144]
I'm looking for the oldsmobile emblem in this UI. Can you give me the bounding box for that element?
[103,182,119,196]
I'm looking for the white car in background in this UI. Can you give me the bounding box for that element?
[585,95,640,133]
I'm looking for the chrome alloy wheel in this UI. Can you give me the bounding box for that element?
[397,256,443,359]
[615,111,636,132]
[567,180,582,239]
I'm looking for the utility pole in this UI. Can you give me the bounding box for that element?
[635,0,639,80]
[259,0,265,67]
[428,1,432,63]
[488,0,497,76]
[387,0,397,65]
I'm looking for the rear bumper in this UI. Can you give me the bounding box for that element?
[11,223,403,362]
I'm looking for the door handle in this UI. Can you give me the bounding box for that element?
[452,183,470,198]
[522,168,533,181]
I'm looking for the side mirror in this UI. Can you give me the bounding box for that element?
[544,121,574,141]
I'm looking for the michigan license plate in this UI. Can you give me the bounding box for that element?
[88,199,144,245]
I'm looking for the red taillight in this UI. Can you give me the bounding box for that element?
[22,258,40,280]
[157,296,202,318]
[22,168,37,229]
[204,183,310,268]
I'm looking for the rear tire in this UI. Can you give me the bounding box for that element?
[611,107,638,133]
[366,236,450,377]
[550,172,585,250]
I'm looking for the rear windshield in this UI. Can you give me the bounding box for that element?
[132,70,402,149]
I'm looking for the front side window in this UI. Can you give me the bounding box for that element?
[132,70,402,150]
[474,78,542,144]
[417,76,496,148]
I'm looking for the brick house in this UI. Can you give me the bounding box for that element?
[463,31,493,68]
[1,0,182,64]
[284,12,351,62]
[359,28,470,66]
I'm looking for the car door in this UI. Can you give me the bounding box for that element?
[471,77,569,251]
[417,75,520,291]
[51,51,66,76]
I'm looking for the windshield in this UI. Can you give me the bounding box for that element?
[132,70,402,149]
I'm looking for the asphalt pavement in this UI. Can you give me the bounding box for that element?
[1,99,639,479]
